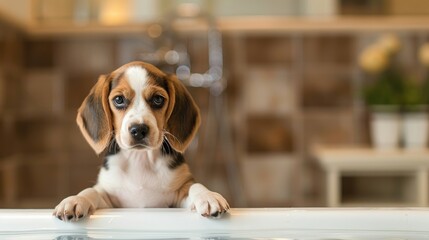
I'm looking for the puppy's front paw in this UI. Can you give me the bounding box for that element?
[53,196,94,222]
[191,191,230,218]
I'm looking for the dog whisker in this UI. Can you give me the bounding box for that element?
[162,136,173,154]
[163,130,182,145]
[107,132,118,155]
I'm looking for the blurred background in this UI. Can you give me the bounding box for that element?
[0,0,428,209]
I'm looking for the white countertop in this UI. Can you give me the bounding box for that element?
[1,208,429,239]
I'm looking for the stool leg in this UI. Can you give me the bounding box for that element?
[416,169,428,207]
[327,170,340,207]
[4,161,17,207]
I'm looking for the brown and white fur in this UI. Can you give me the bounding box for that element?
[53,61,229,221]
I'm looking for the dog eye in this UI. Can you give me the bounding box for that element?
[150,95,165,108]
[113,95,127,109]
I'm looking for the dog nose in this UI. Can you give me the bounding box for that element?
[129,124,149,141]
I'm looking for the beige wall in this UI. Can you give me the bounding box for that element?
[0,0,31,26]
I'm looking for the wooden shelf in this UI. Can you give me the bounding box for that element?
[218,16,429,33]
[15,16,429,37]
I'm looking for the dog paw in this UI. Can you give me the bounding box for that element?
[190,191,230,218]
[53,196,94,222]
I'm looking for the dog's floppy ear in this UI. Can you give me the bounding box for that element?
[165,74,201,153]
[76,75,113,155]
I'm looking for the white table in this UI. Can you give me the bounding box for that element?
[314,146,429,207]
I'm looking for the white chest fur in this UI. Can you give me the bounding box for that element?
[96,149,176,208]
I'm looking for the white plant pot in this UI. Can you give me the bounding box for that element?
[370,111,401,151]
[402,112,429,150]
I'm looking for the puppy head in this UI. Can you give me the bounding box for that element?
[77,61,200,154]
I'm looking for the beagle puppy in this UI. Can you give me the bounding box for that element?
[53,61,229,221]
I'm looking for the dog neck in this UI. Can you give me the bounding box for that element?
[121,148,161,165]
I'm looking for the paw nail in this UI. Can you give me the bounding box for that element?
[211,212,219,217]
[78,214,84,219]
[67,215,73,220]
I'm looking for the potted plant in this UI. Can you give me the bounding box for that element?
[401,79,428,150]
[402,43,429,150]
[359,34,403,150]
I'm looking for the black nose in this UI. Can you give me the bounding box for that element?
[129,124,149,141]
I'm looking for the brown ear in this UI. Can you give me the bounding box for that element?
[76,75,113,155]
[165,74,201,153]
